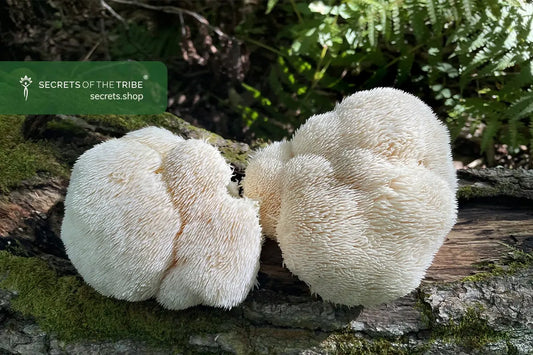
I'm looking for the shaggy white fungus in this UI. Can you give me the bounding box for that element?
[242,88,457,307]
[242,141,292,237]
[61,126,262,310]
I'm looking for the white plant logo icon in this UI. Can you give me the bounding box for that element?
[20,75,32,101]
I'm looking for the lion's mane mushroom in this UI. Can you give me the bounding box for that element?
[243,88,457,307]
[61,126,262,310]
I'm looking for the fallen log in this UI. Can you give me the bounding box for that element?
[0,114,531,354]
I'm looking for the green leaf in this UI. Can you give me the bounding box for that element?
[396,51,415,85]
[481,116,502,153]
[309,1,331,15]
[266,0,280,14]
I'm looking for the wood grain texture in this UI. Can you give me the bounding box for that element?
[427,199,533,282]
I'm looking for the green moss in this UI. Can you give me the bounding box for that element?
[461,263,506,282]
[0,251,234,348]
[462,247,533,282]
[82,114,160,132]
[330,297,507,354]
[418,292,507,350]
[83,113,251,168]
[456,180,523,200]
[456,185,476,200]
[320,332,423,355]
[456,184,500,200]
[433,305,506,350]
[82,113,214,138]
[0,115,68,193]
[415,291,435,329]
[45,119,88,138]
[218,145,250,165]
[416,293,507,351]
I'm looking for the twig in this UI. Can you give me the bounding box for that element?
[100,0,128,28]
[81,39,102,61]
[289,0,302,23]
[241,37,284,57]
[99,17,111,60]
[178,8,186,37]
[109,0,235,41]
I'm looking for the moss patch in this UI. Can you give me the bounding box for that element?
[456,169,529,200]
[82,113,216,139]
[319,298,509,354]
[0,115,68,192]
[456,185,477,200]
[320,332,418,355]
[433,305,506,350]
[462,247,533,282]
[416,293,508,351]
[456,183,503,200]
[0,251,234,348]
[217,143,251,169]
[82,113,251,169]
[44,118,88,139]
[456,183,508,200]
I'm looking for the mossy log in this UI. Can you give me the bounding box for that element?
[457,168,533,200]
[0,114,532,354]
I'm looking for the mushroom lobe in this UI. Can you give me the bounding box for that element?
[243,88,457,307]
[62,127,262,310]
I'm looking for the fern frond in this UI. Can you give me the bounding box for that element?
[446,0,459,21]
[461,0,474,19]
[404,0,429,42]
[425,0,438,26]
[391,3,402,38]
[507,93,533,121]
[481,116,502,153]
[379,6,390,41]
[257,0,533,155]
[366,7,377,47]
[467,27,491,53]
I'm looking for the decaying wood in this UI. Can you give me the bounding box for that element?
[0,178,67,258]
[427,200,533,282]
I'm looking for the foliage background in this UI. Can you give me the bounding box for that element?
[1,0,531,167]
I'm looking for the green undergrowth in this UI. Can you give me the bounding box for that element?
[462,247,533,282]
[0,251,231,348]
[0,115,68,193]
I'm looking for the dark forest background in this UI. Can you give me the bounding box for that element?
[1,0,532,168]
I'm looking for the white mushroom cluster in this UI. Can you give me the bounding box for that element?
[62,88,457,310]
[243,88,457,307]
[61,127,262,310]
